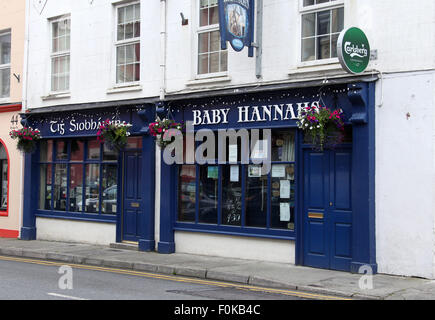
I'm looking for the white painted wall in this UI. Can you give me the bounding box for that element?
[175,231,295,264]
[375,71,435,279]
[36,217,116,246]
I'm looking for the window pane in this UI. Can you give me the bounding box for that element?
[69,164,83,212]
[220,50,228,72]
[118,7,125,25]
[317,35,331,59]
[209,5,219,25]
[85,164,100,213]
[301,38,315,62]
[125,22,134,39]
[178,165,196,222]
[117,24,125,41]
[302,13,315,38]
[39,164,52,210]
[331,7,344,33]
[103,143,119,161]
[199,8,208,27]
[117,65,125,83]
[0,68,9,98]
[271,130,295,162]
[209,52,219,73]
[198,165,218,224]
[53,164,67,211]
[126,136,142,149]
[40,140,53,162]
[209,30,220,52]
[125,64,134,82]
[87,140,100,159]
[317,10,331,35]
[71,140,84,161]
[331,33,339,58]
[303,0,315,6]
[56,141,68,160]
[270,164,295,230]
[0,160,7,210]
[125,4,134,23]
[52,22,59,38]
[198,33,209,54]
[245,165,267,228]
[198,54,209,74]
[102,165,117,215]
[222,165,241,226]
[0,33,11,65]
[117,46,126,65]
[134,21,140,37]
[134,62,140,81]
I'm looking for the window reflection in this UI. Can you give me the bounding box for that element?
[53,164,67,211]
[102,164,117,214]
[69,164,83,212]
[222,165,241,226]
[85,164,100,213]
[39,164,52,210]
[245,165,268,228]
[198,165,218,224]
[178,165,196,222]
[70,140,84,161]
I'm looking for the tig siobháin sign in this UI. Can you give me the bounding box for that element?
[218,0,255,57]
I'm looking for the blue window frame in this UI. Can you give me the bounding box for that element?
[175,128,298,240]
[37,138,119,222]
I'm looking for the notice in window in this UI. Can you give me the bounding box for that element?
[280,180,290,199]
[280,203,290,222]
[272,164,286,178]
[229,144,238,163]
[230,165,239,182]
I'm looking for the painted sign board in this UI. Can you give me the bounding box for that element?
[337,27,371,74]
[218,0,255,57]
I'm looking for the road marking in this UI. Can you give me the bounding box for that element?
[47,292,88,300]
[0,255,351,300]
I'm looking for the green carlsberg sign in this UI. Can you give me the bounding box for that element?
[337,27,370,74]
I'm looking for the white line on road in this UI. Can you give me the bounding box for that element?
[47,292,89,300]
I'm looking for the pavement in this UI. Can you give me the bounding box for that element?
[1,238,435,300]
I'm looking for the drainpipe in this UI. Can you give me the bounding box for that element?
[160,0,167,101]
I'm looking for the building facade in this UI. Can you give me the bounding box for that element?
[0,0,26,239]
[21,0,435,278]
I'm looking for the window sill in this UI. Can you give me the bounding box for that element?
[186,74,231,87]
[290,59,348,80]
[106,83,142,94]
[41,92,71,101]
[0,98,11,105]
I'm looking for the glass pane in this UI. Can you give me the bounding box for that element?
[209,30,220,52]
[134,3,140,20]
[125,64,134,82]
[316,0,330,4]
[117,24,125,41]
[302,13,315,38]
[126,44,136,63]
[117,46,125,65]
[53,164,67,211]
[69,164,83,212]
[0,160,7,210]
[125,22,134,39]
[103,143,118,161]
[40,140,53,162]
[126,136,142,149]
[118,6,125,25]
[71,140,84,161]
[209,5,219,25]
[85,164,100,213]
[178,165,196,222]
[301,38,315,62]
[245,165,267,228]
[52,22,59,38]
[87,140,100,159]
[199,8,208,27]
[125,4,134,23]
[331,33,339,58]
[303,0,315,6]
[0,68,9,98]
[198,166,218,224]
[317,10,331,36]
[0,33,11,64]
[198,54,209,74]
[198,33,209,54]
[56,141,68,160]
[209,52,219,73]
[200,0,208,9]
[270,164,295,230]
[220,50,228,72]
[102,164,117,215]
[134,62,140,81]
[271,130,295,162]
[39,164,52,210]
[331,7,344,33]
[134,21,140,37]
[317,35,331,59]
[117,65,125,83]
[222,165,241,226]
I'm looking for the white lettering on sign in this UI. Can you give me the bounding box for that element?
[49,119,127,136]
[192,102,317,126]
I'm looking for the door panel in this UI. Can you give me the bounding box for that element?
[122,151,142,242]
[303,148,352,271]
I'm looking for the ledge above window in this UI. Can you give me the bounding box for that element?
[106,83,142,94]
[186,73,231,87]
[41,91,71,101]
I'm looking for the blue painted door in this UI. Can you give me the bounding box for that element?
[122,151,143,242]
[303,148,352,271]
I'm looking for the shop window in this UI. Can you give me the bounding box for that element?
[300,0,344,62]
[177,129,296,237]
[0,142,8,213]
[38,139,118,217]
[115,2,140,84]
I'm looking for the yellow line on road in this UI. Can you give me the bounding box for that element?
[0,255,351,300]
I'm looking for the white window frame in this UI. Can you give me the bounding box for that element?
[0,30,11,100]
[113,1,141,87]
[49,15,71,94]
[195,0,228,79]
[298,0,344,68]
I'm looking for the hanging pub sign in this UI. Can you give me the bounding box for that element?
[218,0,255,57]
[337,27,371,74]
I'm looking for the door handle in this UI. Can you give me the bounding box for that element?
[329,202,333,207]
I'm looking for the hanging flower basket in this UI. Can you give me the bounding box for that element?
[297,105,345,151]
[9,127,42,153]
[149,119,184,148]
[96,119,132,151]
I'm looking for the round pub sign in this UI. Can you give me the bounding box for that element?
[337,27,370,74]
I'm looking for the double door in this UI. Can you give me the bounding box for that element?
[302,148,353,271]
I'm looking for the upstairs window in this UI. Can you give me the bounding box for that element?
[197,0,227,75]
[301,0,344,62]
[0,31,11,98]
[50,17,70,92]
[115,2,140,84]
